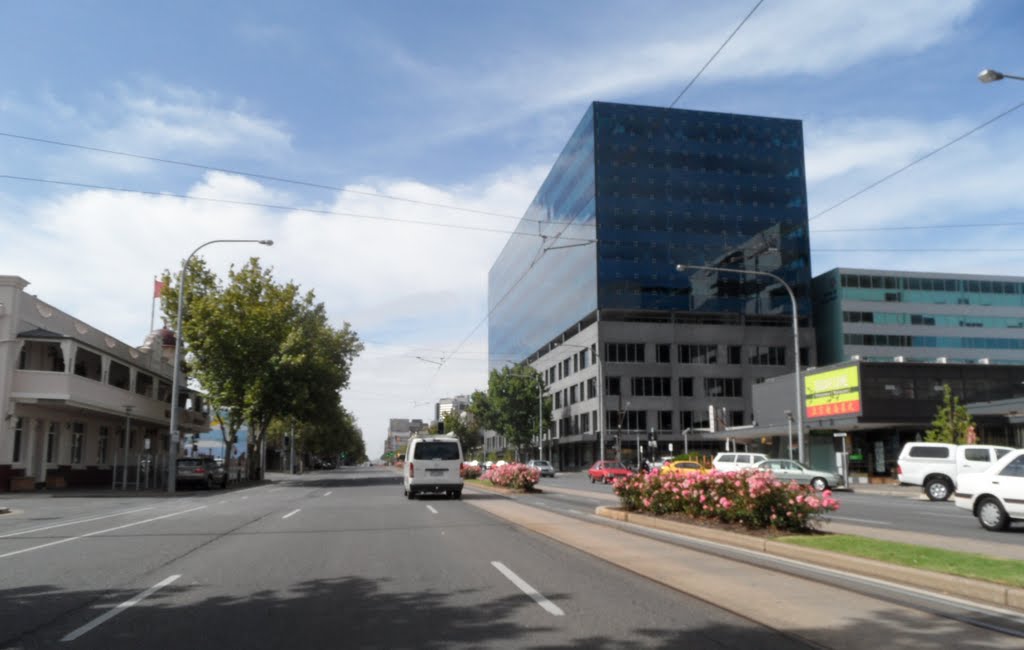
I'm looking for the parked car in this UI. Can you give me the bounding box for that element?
[527,459,556,477]
[587,460,633,484]
[660,460,707,476]
[755,459,843,491]
[712,452,768,472]
[176,457,228,489]
[897,442,1015,501]
[954,448,1024,531]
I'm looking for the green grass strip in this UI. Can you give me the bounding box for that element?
[780,534,1024,588]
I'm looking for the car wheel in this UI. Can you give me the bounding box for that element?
[590,476,596,483]
[407,490,415,500]
[977,497,1009,531]
[810,477,828,491]
[925,478,952,501]
[453,490,462,500]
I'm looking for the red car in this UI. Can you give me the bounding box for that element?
[588,460,634,484]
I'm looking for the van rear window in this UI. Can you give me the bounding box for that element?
[413,442,460,460]
[908,446,950,459]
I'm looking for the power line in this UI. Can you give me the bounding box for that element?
[668,0,764,109]
[809,98,1024,223]
[813,221,1024,233]
[0,131,529,223]
[815,247,1024,252]
[0,173,595,243]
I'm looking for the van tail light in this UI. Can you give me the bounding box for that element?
[409,462,414,478]
[460,462,465,472]
[897,463,903,476]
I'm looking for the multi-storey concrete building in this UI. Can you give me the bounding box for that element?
[813,268,1024,366]
[0,275,209,491]
[488,101,815,469]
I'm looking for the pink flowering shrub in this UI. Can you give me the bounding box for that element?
[613,468,839,532]
[482,463,541,490]
[461,464,483,479]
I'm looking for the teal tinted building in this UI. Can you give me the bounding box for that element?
[813,268,1024,365]
[488,102,815,468]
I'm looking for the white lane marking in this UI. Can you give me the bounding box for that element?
[0,507,155,539]
[830,515,891,525]
[426,505,438,514]
[0,506,206,560]
[323,491,333,497]
[241,496,249,500]
[282,509,301,519]
[61,574,181,642]
[491,561,564,616]
[568,509,584,516]
[217,500,227,504]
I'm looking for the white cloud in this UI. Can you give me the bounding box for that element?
[3,163,545,458]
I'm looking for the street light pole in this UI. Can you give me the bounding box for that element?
[784,409,793,460]
[676,263,806,462]
[122,405,133,490]
[978,68,1024,83]
[166,238,273,493]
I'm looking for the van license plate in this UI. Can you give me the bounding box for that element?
[428,469,445,476]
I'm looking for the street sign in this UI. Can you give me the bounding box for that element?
[833,432,847,438]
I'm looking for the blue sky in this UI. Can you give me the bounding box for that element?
[2,1,1023,458]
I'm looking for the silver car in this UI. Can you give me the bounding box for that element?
[755,459,842,491]
[527,459,556,477]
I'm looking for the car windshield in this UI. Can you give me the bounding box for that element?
[604,462,627,469]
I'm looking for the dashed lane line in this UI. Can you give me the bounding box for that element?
[61,574,181,642]
[492,561,564,616]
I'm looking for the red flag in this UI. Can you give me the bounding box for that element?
[153,279,165,298]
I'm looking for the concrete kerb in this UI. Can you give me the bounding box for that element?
[597,506,1024,613]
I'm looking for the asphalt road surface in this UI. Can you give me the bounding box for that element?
[1,467,1022,649]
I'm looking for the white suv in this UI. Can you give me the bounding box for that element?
[712,452,768,472]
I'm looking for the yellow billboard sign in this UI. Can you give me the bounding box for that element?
[804,365,861,419]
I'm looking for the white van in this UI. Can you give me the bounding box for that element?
[712,452,768,472]
[897,442,1014,501]
[404,435,464,500]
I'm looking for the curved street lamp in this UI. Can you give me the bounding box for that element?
[675,263,805,462]
[978,69,1024,84]
[166,238,273,493]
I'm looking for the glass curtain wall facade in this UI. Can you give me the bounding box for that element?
[490,102,812,365]
[813,268,1024,365]
[488,101,813,466]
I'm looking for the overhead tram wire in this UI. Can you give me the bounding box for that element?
[668,0,764,108]
[0,131,528,224]
[814,221,1024,233]
[0,174,596,243]
[809,98,1024,223]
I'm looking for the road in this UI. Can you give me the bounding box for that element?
[0,467,1022,649]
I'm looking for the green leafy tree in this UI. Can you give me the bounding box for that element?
[924,384,975,444]
[443,409,482,455]
[471,365,550,461]
[162,257,362,479]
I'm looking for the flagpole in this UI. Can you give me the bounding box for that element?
[150,276,157,332]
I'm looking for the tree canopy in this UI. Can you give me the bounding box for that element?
[469,365,550,460]
[161,257,363,477]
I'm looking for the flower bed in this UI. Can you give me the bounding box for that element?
[613,468,839,532]
[461,464,483,479]
[481,463,541,491]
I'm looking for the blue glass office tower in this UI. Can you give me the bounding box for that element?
[488,101,814,468]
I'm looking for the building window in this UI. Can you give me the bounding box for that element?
[580,412,590,434]
[678,344,718,364]
[606,376,621,396]
[727,345,742,364]
[658,410,672,430]
[70,423,85,465]
[570,385,578,404]
[605,343,645,362]
[12,417,23,463]
[631,377,671,396]
[678,377,694,396]
[656,344,670,363]
[748,346,786,366]
[97,426,109,464]
[703,377,743,397]
[587,377,597,399]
